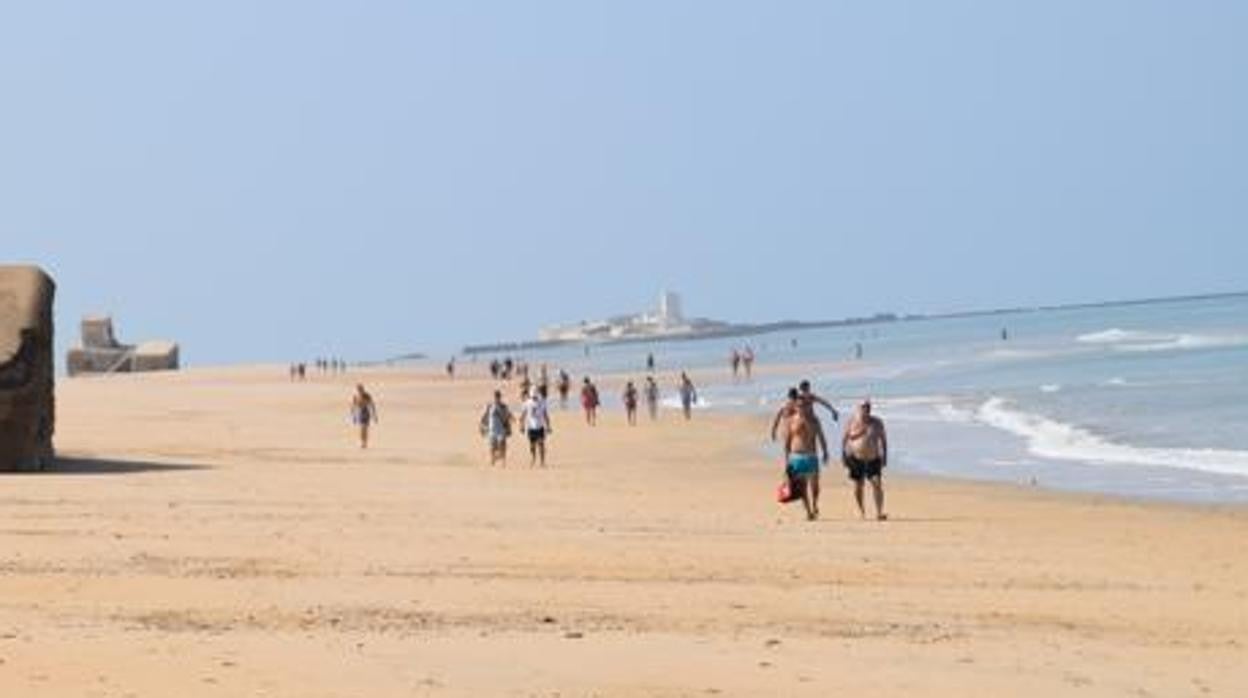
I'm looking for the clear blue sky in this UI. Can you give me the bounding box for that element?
[3,2,1245,364]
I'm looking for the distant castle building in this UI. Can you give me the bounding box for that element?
[658,290,682,327]
[538,290,721,342]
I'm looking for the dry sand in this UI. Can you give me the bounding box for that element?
[0,365,1245,696]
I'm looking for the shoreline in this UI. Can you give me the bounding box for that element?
[61,361,1248,509]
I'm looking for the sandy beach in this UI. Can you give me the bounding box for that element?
[0,365,1244,696]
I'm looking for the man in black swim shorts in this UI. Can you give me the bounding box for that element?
[520,387,552,467]
[842,400,888,520]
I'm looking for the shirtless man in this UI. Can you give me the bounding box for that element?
[842,400,888,520]
[785,398,829,521]
[769,380,837,444]
[350,384,378,449]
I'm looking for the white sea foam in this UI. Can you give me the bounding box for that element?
[1076,328,1170,344]
[876,396,975,424]
[1076,328,1248,354]
[982,348,1060,360]
[1039,384,1061,393]
[658,396,719,410]
[975,397,1248,478]
[1117,333,1248,353]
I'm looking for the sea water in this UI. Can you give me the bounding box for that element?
[482,294,1248,503]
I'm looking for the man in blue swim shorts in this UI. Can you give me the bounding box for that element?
[784,397,829,521]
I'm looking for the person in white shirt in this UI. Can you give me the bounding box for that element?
[520,387,553,467]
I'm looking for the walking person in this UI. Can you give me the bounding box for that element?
[678,372,697,420]
[538,364,550,399]
[580,377,600,426]
[742,346,755,379]
[784,399,829,521]
[520,387,552,467]
[556,369,571,408]
[350,384,378,449]
[842,400,889,520]
[622,380,639,426]
[644,375,660,421]
[479,390,514,466]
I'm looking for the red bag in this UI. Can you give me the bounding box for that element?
[776,468,804,503]
[776,480,792,503]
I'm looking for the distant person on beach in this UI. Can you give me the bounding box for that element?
[479,390,514,466]
[785,392,829,521]
[350,384,378,449]
[581,377,600,425]
[538,364,550,399]
[446,357,456,379]
[854,342,863,360]
[842,400,888,520]
[557,370,571,408]
[520,387,552,467]
[742,346,755,379]
[772,381,838,452]
[646,353,655,372]
[771,386,818,444]
[798,380,839,423]
[730,350,741,379]
[644,376,660,420]
[678,372,697,420]
[1001,327,1009,341]
[623,381,639,426]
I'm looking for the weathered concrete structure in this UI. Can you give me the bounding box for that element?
[66,315,180,376]
[0,265,56,471]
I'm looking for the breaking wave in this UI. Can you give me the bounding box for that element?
[975,397,1248,478]
[1076,328,1248,354]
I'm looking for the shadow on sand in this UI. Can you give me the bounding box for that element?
[3,457,209,476]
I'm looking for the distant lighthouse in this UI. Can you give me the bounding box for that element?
[659,290,683,327]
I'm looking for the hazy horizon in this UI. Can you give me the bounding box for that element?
[5,2,1246,364]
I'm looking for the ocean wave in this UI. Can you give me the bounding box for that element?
[1039,384,1061,393]
[1076,328,1171,344]
[877,397,975,424]
[658,396,720,410]
[1076,328,1248,354]
[975,397,1248,478]
[981,348,1060,360]
[1116,333,1248,353]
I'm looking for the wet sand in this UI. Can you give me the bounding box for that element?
[0,365,1245,696]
